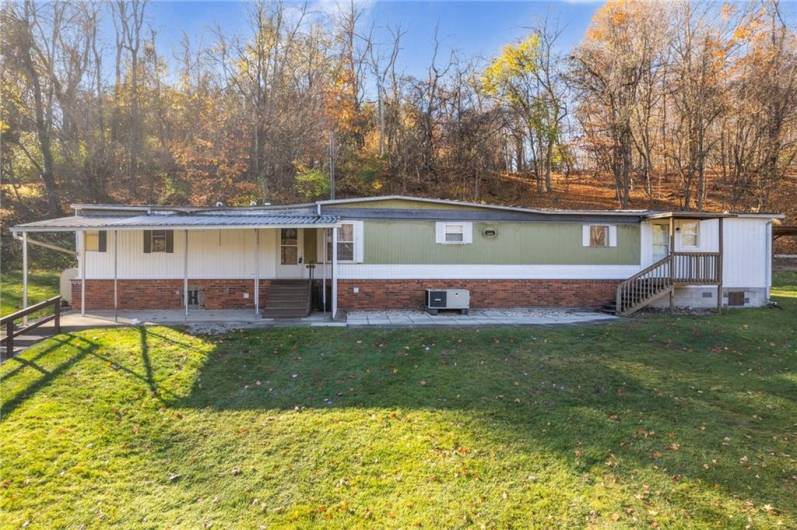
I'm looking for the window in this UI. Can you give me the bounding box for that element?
[436,222,472,244]
[337,223,355,261]
[590,225,609,247]
[143,230,174,253]
[582,224,617,247]
[445,224,464,242]
[85,230,106,252]
[680,221,699,247]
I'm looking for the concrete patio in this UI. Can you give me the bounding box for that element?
[345,308,617,327]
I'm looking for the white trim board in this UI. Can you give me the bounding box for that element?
[336,264,641,280]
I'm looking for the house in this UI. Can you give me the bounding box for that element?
[10,196,781,318]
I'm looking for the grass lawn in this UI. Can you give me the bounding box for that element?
[1,273,796,528]
[1,270,60,316]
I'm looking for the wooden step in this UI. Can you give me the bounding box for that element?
[262,280,311,319]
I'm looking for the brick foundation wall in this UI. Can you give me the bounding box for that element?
[337,279,620,310]
[71,279,272,310]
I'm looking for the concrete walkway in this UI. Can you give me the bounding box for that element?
[346,308,616,327]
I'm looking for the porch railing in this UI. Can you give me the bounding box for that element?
[616,252,721,315]
[1,296,62,360]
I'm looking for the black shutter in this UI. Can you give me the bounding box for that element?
[98,231,107,252]
[143,230,152,253]
[165,230,174,253]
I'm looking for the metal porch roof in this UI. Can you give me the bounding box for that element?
[11,214,340,233]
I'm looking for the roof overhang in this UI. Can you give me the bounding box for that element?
[644,211,784,221]
[10,214,340,233]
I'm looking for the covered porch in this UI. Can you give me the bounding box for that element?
[10,211,344,321]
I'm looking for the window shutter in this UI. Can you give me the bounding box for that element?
[165,230,174,253]
[462,222,473,244]
[353,221,365,263]
[143,230,152,253]
[582,225,591,247]
[98,231,107,252]
[609,225,618,247]
[435,222,445,244]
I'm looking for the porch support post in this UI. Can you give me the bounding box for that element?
[668,217,674,311]
[113,230,118,322]
[22,231,28,324]
[184,230,189,321]
[254,229,260,316]
[717,217,724,312]
[322,229,327,315]
[80,230,86,316]
[332,224,338,319]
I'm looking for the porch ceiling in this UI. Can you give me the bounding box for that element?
[11,214,339,233]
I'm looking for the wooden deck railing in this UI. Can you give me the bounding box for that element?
[0,296,61,360]
[616,252,721,315]
[616,255,673,315]
[671,252,721,285]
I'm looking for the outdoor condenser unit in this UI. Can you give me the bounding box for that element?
[426,289,470,315]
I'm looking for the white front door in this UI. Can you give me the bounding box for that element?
[276,228,304,278]
[652,223,670,262]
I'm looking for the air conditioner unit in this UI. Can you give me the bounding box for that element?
[426,289,470,315]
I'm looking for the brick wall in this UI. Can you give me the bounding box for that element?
[337,279,619,310]
[71,279,272,310]
[71,278,619,311]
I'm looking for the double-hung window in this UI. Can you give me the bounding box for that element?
[143,230,174,253]
[325,221,363,263]
[435,222,472,244]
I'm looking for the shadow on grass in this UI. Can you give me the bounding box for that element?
[1,334,98,417]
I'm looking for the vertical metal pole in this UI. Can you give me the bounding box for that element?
[322,228,327,315]
[114,230,118,322]
[254,229,260,316]
[22,232,28,324]
[184,230,189,321]
[717,217,724,312]
[81,230,86,316]
[668,217,674,312]
[331,225,338,319]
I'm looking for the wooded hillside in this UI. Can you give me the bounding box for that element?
[2,0,796,257]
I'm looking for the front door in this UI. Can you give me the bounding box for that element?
[652,223,670,262]
[276,228,304,278]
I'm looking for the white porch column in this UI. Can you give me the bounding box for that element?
[183,230,189,320]
[80,230,86,316]
[113,230,118,322]
[254,229,260,316]
[332,224,338,319]
[22,232,28,324]
[322,228,327,315]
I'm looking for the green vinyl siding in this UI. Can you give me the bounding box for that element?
[363,221,640,265]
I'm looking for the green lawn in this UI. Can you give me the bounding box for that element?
[1,274,796,528]
[1,270,60,316]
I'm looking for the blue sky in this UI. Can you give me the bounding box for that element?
[136,1,602,78]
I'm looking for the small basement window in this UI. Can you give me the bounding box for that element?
[84,230,107,252]
[727,291,745,306]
